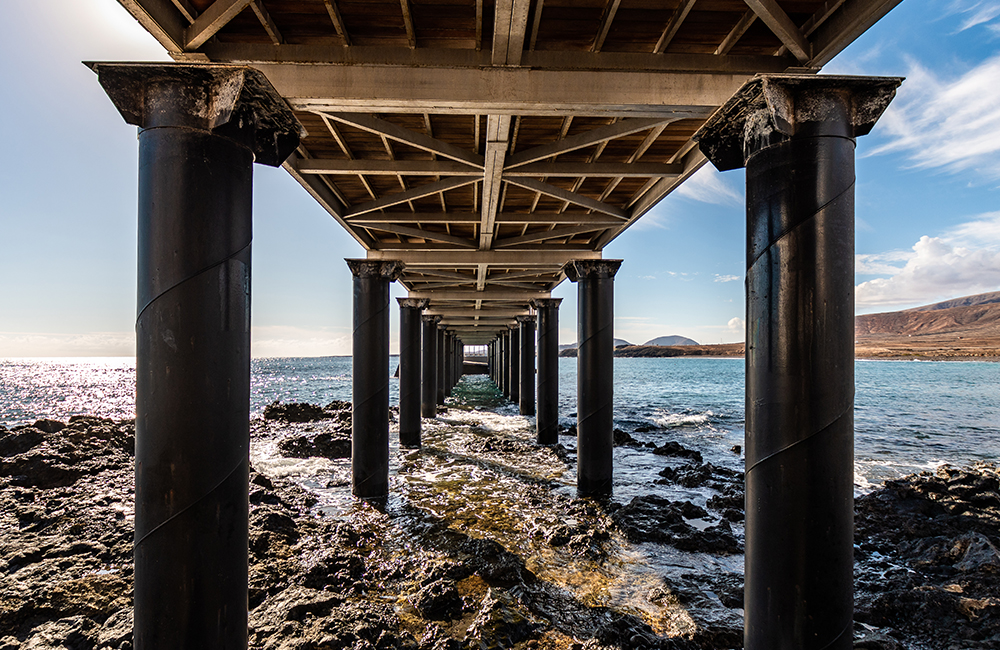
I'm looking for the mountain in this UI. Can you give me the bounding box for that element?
[559,338,632,351]
[856,291,1000,339]
[643,335,699,347]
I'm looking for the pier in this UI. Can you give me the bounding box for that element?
[89,2,903,648]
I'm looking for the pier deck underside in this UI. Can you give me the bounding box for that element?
[114,0,899,341]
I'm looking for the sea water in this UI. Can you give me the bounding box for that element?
[2,356,999,488]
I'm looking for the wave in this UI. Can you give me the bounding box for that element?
[648,409,713,429]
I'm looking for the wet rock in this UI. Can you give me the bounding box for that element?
[651,441,703,463]
[634,425,655,433]
[613,428,641,447]
[32,419,66,434]
[97,608,134,649]
[263,401,327,422]
[465,588,542,649]
[0,427,45,456]
[655,462,742,491]
[419,624,461,650]
[730,445,741,455]
[459,537,533,587]
[410,578,463,620]
[277,430,352,459]
[609,495,741,555]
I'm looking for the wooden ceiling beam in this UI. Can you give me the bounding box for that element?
[493,224,605,248]
[492,0,531,66]
[399,0,416,49]
[368,250,600,265]
[323,112,485,167]
[296,159,484,176]
[654,0,697,54]
[809,0,903,68]
[504,177,627,219]
[353,222,477,248]
[321,0,350,46]
[185,0,252,50]
[261,65,748,117]
[480,115,513,250]
[346,177,478,217]
[716,10,757,56]
[407,290,550,300]
[744,0,811,63]
[593,0,622,53]
[250,0,282,45]
[505,118,675,168]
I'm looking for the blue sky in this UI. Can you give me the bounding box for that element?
[1,0,999,356]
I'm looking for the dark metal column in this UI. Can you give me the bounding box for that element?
[92,64,301,650]
[349,260,404,499]
[501,331,510,397]
[437,326,447,405]
[696,75,900,650]
[398,298,427,448]
[532,298,561,443]
[421,315,440,418]
[564,260,622,496]
[443,331,453,398]
[509,325,520,405]
[518,315,536,416]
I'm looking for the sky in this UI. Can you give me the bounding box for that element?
[1,0,999,356]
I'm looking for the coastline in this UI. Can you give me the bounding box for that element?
[559,336,1000,361]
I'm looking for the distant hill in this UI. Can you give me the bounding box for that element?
[643,335,699,347]
[856,291,1000,338]
[559,338,631,351]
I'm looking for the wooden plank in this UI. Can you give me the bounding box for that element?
[185,0,253,50]
[325,112,485,167]
[346,177,478,217]
[504,177,627,219]
[654,0,697,54]
[744,0,811,63]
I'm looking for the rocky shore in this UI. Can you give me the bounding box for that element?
[2,403,999,649]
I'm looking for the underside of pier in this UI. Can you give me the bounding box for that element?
[93,1,904,649]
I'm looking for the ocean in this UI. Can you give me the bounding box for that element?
[2,355,998,492]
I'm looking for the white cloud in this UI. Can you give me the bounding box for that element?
[869,54,1000,179]
[950,1,1000,32]
[856,231,1000,309]
[675,166,743,206]
[726,317,744,335]
[713,274,741,283]
[856,249,913,275]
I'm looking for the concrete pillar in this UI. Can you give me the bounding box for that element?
[91,63,301,649]
[508,325,520,405]
[696,74,901,650]
[443,331,453,398]
[532,298,561,443]
[518,315,536,416]
[437,326,447,405]
[564,259,622,496]
[421,315,440,418]
[348,260,404,499]
[398,298,427,448]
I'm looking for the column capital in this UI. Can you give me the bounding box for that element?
[346,259,404,280]
[422,314,442,324]
[88,63,304,167]
[563,259,623,282]
[397,298,429,309]
[531,298,562,309]
[516,314,536,323]
[694,74,902,172]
